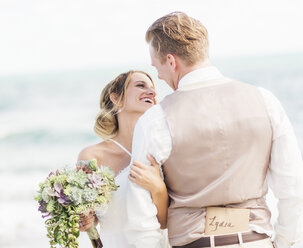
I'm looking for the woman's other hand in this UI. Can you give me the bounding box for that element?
[129,154,168,229]
[129,154,166,197]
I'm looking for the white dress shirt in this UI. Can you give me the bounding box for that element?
[125,66,303,248]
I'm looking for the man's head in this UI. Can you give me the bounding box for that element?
[146,12,209,89]
[146,11,209,65]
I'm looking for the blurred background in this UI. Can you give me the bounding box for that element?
[0,0,302,247]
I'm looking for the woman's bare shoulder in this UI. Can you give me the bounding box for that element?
[77,142,107,163]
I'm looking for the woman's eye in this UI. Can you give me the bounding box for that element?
[136,84,145,88]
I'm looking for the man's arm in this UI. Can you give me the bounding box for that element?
[125,105,172,248]
[260,88,303,248]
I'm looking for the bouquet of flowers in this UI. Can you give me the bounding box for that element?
[35,159,118,248]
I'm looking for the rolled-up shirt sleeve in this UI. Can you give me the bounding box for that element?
[125,105,172,248]
[259,87,303,248]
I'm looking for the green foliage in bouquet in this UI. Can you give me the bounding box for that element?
[35,159,118,248]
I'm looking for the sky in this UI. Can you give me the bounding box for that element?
[0,0,303,75]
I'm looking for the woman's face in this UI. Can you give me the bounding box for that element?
[122,72,156,114]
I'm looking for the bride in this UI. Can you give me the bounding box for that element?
[77,70,170,247]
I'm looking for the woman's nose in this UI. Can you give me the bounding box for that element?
[146,87,156,96]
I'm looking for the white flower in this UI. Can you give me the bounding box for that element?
[67,170,89,187]
[100,166,115,179]
[83,188,98,202]
[70,187,83,205]
[41,186,55,203]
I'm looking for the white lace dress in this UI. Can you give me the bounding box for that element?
[95,139,170,248]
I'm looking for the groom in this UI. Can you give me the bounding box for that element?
[125,12,303,248]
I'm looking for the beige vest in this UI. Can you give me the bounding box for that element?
[160,78,273,246]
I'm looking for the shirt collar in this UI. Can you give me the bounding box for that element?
[178,66,224,89]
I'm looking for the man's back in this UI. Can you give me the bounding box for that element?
[161,78,273,245]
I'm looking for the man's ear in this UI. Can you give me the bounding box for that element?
[166,53,177,71]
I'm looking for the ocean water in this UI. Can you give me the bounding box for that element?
[0,53,302,247]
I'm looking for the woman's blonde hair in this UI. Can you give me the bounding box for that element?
[94,70,154,139]
[146,11,209,66]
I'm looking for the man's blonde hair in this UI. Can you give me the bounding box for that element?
[146,11,209,65]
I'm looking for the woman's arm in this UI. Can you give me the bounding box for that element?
[129,154,168,229]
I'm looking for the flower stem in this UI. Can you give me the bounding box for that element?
[90,238,103,248]
[87,226,103,248]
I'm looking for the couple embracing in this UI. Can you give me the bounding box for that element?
[78,12,303,248]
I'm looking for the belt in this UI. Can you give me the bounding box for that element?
[172,231,269,248]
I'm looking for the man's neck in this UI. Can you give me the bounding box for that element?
[174,59,212,90]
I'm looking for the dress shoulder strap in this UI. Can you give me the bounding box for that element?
[108,138,132,157]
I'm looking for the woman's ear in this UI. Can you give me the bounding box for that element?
[110,93,123,112]
[109,92,119,105]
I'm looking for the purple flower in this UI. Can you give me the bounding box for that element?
[58,195,71,205]
[38,200,51,217]
[38,200,47,213]
[47,171,55,178]
[53,183,71,205]
[53,182,63,196]
[88,173,104,188]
